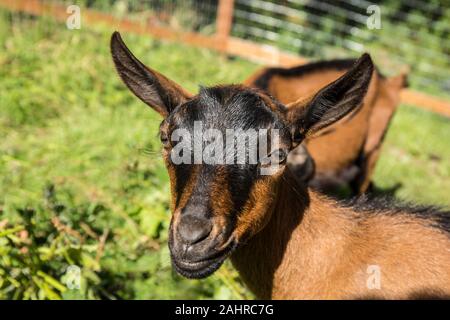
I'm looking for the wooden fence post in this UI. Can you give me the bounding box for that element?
[216,0,235,53]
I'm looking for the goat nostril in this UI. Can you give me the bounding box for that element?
[178,215,212,245]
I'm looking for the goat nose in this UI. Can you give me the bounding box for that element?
[178,215,212,245]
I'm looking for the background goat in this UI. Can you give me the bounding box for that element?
[246,61,407,195]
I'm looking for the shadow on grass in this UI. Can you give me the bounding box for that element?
[312,182,403,200]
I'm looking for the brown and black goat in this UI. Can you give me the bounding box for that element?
[111,32,450,299]
[246,59,406,195]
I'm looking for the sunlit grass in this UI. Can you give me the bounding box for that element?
[374,105,450,207]
[0,10,256,299]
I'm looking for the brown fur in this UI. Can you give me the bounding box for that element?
[231,168,450,299]
[210,166,236,243]
[357,74,406,191]
[166,162,200,231]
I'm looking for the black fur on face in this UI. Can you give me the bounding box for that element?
[162,85,293,278]
[165,84,292,217]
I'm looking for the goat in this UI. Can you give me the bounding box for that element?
[111,32,450,299]
[246,60,407,195]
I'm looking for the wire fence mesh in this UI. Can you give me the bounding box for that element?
[35,0,450,99]
[232,0,450,98]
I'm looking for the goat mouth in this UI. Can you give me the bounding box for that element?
[171,239,238,279]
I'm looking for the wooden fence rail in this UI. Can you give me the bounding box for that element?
[1,0,449,117]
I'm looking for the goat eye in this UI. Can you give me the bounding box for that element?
[160,133,170,147]
[260,149,287,167]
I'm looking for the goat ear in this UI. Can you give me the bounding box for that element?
[110,31,191,117]
[286,53,374,141]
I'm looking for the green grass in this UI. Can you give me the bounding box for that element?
[374,105,450,207]
[0,10,449,300]
[0,10,256,300]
